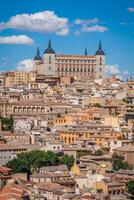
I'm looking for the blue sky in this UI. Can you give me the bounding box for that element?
[0,0,134,76]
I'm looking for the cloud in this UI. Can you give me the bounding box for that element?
[75,25,108,35]
[127,8,134,12]
[105,64,130,80]
[16,59,35,72]
[74,18,99,25]
[82,25,108,33]
[105,64,121,75]
[0,11,69,36]
[123,70,130,75]
[74,17,108,35]
[0,35,34,45]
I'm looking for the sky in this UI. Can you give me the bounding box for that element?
[0,0,134,77]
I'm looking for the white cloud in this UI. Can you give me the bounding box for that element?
[105,64,130,80]
[75,25,108,35]
[74,18,99,25]
[74,17,108,35]
[105,64,121,75]
[82,25,108,33]
[123,70,130,75]
[0,35,34,45]
[127,8,134,12]
[0,11,69,36]
[17,59,35,72]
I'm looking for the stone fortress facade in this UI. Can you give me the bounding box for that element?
[34,40,106,80]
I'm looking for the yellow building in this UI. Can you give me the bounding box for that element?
[59,129,123,146]
[93,181,125,195]
[71,164,81,176]
[5,71,36,87]
[54,113,92,127]
[103,116,119,128]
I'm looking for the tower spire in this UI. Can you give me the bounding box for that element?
[44,39,55,54]
[48,39,51,48]
[95,41,105,55]
[34,47,42,60]
[99,41,102,49]
[84,48,88,56]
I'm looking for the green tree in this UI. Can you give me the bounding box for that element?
[43,151,60,166]
[94,149,103,156]
[111,153,131,171]
[77,151,92,158]
[1,117,11,131]
[6,150,60,176]
[1,116,14,132]
[127,180,134,196]
[6,150,75,177]
[61,154,75,170]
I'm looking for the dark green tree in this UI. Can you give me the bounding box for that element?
[94,149,103,156]
[6,150,75,177]
[1,116,14,132]
[127,180,134,196]
[77,151,92,158]
[61,154,75,170]
[111,153,131,171]
[1,117,11,131]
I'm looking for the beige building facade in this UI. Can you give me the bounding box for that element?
[34,40,106,80]
[5,71,36,87]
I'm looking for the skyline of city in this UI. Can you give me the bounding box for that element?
[0,0,134,78]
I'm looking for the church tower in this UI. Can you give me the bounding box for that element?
[95,41,105,80]
[43,39,56,76]
[33,47,44,74]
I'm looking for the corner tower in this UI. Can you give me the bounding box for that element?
[95,41,105,79]
[43,39,56,76]
[33,47,44,74]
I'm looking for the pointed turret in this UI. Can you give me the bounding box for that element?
[95,41,105,55]
[34,47,42,60]
[84,48,88,56]
[44,39,55,54]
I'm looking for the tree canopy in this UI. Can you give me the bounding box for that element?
[111,153,132,171]
[127,180,134,196]
[94,149,104,156]
[0,115,14,132]
[61,154,75,170]
[6,150,75,176]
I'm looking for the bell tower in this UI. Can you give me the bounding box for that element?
[95,41,105,80]
[43,39,56,76]
[33,47,44,74]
